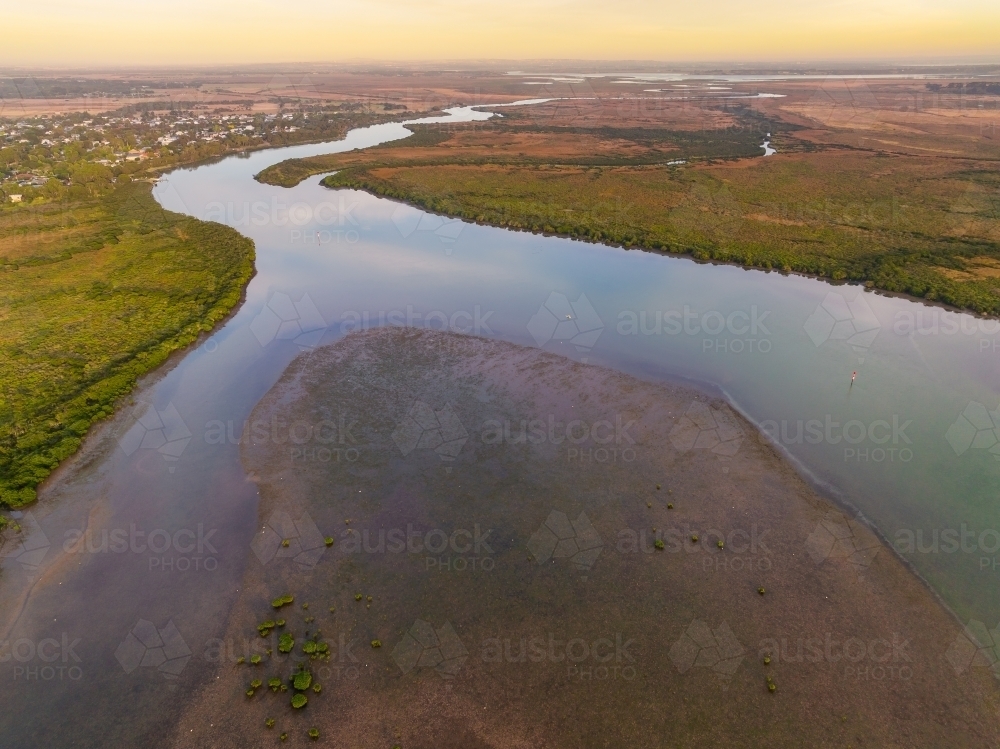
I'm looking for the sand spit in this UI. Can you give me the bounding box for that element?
[173,327,1000,748]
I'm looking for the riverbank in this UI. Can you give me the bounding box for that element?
[0,181,254,507]
[255,98,1000,317]
[174,327,1000,748]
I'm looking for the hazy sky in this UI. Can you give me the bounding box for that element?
[3,0,999,66]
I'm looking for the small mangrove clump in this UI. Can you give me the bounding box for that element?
[291,693,308,709]
[278,632,295,653]
[265,718,275,729]
[371,639,382,648]
[312,683,322,694]
[250,654,262,665]
[293,669,313,691]
[355,593,363,601]
[324,537,334,547]
[302,638,329,658]
[258,620,277,637]
[654,539,665,551]
[308,728,320,740]
[272,594,295,609]
[269,678,283,692]
[667,503,674,509]
[758,587,766,595]
[690,535,698,543]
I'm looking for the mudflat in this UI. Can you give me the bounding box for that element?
[174,327,1000,747]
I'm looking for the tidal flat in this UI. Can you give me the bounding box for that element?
[173,327,1000,748]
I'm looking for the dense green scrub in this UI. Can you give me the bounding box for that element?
[0,182,255,507]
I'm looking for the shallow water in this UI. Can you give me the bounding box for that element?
[1,101,999,746]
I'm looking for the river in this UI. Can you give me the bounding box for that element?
[1,101,998,746]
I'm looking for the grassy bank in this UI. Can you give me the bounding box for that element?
[322,156,1000,313]
[0,182,254,507]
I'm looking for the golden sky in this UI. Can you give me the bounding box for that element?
[2,0,999,65]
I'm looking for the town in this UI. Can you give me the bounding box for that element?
[1,102,400,203]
